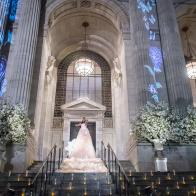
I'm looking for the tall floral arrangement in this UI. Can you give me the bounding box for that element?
[0,102,30,144]
[132,102,171,143]
[132,102,196,144]
[178,106,196,143]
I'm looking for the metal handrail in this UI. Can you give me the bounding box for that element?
[31,145,57,185]
[107,144,130,183]
[30,141,64,196]
[101,141,131,196]
[101,141,107,166]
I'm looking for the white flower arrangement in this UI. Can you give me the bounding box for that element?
[132,102,171,144]
[176,106,196,143]
[132,102,196,144]
[0,102,30,144]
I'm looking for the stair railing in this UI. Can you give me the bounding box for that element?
[101,141,107,166]
[30,141,64,196]
[58,141,64,169]
[101,142,131,196]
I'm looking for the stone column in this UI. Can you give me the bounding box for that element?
[41,56,57,159]
[128,0,150,113]
[5,0,41,110]
[128,0,169,120]
[157,0,192,109]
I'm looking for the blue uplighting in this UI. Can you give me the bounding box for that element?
[9,0,19,22]
[148,84,157,94]
[149,30,156,41]
[0,57,7,96]
[137,0,164,103]
[149,47,162,73]
[7,30,13,44]
[0,0,11,48]
[137,0,154,14]
[0,0,19,96]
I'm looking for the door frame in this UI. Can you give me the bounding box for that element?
[70,121,96,150]
[61,98,106,157]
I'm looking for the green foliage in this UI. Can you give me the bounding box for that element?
[132,102,196,144]
[0,102,30,144]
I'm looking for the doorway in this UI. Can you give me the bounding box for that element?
[70,121,96,150]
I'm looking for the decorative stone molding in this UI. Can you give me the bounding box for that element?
[46,0,130,32]
[46,56,56,84]
[47,56,56,69]
[53,117,63,128]
[104,117,113,128]
[112,57,122,87]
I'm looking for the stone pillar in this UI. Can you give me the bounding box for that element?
[128,0,150,114]
[41,56,57,159]
[157,0,192,109]
[128,0,169,120]
[5,0,41,110]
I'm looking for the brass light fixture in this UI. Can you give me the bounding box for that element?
[182,26,196,79]
[75,22,94,77]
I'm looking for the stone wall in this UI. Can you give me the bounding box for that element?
[130,143,196,172]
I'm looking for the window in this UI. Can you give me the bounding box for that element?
[66,59,102,103]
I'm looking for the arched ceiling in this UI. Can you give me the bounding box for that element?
[45,0,129,66]
[174,0,196,60]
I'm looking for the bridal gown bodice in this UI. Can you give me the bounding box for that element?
[81,123,86,129]
[66,123,96,159]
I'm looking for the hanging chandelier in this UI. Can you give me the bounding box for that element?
[186,61,196,79]
[75,58,94,76]
[182,26,196,79]
[75,22,94,76]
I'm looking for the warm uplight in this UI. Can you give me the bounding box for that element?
[186,61,196,79]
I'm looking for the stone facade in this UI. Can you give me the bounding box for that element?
[1,0,195,166]
[130,143,196,172]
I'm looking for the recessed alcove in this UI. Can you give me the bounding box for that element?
[61,97,106,157]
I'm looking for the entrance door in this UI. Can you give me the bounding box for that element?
[70,122,96,150]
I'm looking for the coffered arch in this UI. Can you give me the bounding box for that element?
[44,0,130,66]
[46,0,130,32]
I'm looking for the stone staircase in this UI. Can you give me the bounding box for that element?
[1,161,196,195]
[0,161,117,196]
[47,172,117,196]
[0,172,34,195]
[126,171,196,196]
[27,161,44,173]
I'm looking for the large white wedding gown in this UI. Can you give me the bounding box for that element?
[60,123,107,173]
[68,123,96,159]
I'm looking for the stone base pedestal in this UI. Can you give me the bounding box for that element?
[129,143,196,172]
[0,144,6,172]
[4,144,27,173]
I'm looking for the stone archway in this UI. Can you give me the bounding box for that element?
[34,0,131,160]
[54,50,112,118]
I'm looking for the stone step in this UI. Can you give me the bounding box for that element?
[127,171,196,176]
[48,190,116,196]
[48,183,114,188]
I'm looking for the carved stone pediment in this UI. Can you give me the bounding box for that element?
[61,97,106,112]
